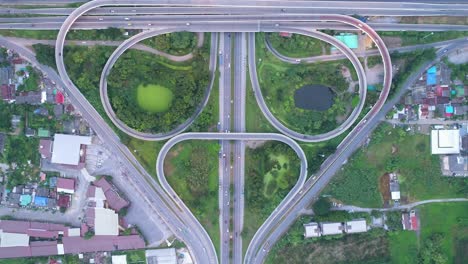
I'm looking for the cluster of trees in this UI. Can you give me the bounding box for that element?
[33,44,56,69]
[418,233,448,264]
[144,32,197,55]
[107,49,209,133]
[179,144,212,196]
[0,101,12,132]
[4,136,40,188]
[17,66,40,92]
[246,142,300,221]
[389,49,436,98]
[66,28,130,41]
[268,33,328,57]
[446,61,468,84]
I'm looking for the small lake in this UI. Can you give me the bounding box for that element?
[294,84,334,111]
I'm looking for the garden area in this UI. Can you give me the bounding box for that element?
[164,140,220,255]
[323,124,468,208]
[143,32,198,56]
[255,33,357,135]
[243,142,300,253]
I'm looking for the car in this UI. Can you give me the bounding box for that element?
[148,23,152,26]
[295,59,301,62]
[124,17,130,20]
[110,10,115,13]
[275,23,279,27]
[98,18,103,21]
[443,49,448,53]
[186,22,191,26]
[227,201,230,205]
[228,63,231,68]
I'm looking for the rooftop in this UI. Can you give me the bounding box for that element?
[431,129,460,154]
[51,134,92,166]
[344,219,367,233]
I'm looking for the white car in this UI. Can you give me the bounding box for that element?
[124,17,130,21]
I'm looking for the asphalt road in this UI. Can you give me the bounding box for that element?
[248,40,467,264]
[265,35,468,64]
[1,1,468,16]
[232,32,247,264]
[218,32,232,264]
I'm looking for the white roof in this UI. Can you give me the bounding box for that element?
[0,231,29,247]
[304,222,321,237]
[320,222,343,235]
[68,228,81,237]
[57,244,64,255]
[345,219,367,233]
[112,255,127,264]
[391,191,401,200]
[146,248,177,264]
[94,208,119,236]
[431,129,460,154]
[51,134,92,165]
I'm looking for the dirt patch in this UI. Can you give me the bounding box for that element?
[379,173,391,207]
[163,145,182,176]
[400,16,468,25]
[245,140,267,149]
[365,63,384,85]
[391,145,398,154]
[381,36,402,48]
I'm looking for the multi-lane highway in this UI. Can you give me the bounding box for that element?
[232,32,247,264]
[218,32,232,264]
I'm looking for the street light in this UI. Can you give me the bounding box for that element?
[422,32,434,39]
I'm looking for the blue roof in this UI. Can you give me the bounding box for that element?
[445,105,454,114]
[427,73,436,85]
[49,177,57,187]
[427,66,437,74]
[34,196,48,207]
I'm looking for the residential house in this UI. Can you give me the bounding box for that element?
[344,219,368,234]
[1,84,15,102]
[56,178,75,194]
[303,222,321,238]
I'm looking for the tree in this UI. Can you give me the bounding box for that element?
[313,197,331,216]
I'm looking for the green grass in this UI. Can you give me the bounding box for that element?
[268,32,329,57]
[124,137,164,177]
[136,84,173,113]
[388,231,418,264]
[419,202,468,262]
[245,71,276,133]
[324,124,467,208]
[0,257,49,264]
[165,140,220,256]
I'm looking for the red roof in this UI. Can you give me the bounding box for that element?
[57,177,75,191]
[94,178,112,192]
[12,58,23,64]
[93,178,129,212]
[62,235,145,254]
[39,139,52,159]
[55,91,64,104]
[279,32,292,37]
[410,215,418,230]
[1,84,15,101]
[57,194,71,208]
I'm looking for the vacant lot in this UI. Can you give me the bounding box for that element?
[136,84,173,113]
[164,140,220,254]
[324,124,467,207]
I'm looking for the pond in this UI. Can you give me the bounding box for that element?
[294,84,334,111]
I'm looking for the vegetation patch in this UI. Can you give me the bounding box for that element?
[324,124,468,208]
[267,32,330,57]
[143,32,197,56]
[164,141,220,254]
[379,31,468,46]
[256,33,356,135]
[136,84,173,113]
[243,142,300,253]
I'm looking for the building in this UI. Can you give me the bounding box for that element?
[57,194,71,208]
[15,91,42,105]
[0,231,30,247]
[93,178,130,212]
[320,222,343,236]
[56,178,75,194]
[94,208,119,236]
[51,134,92,166]
[426,66,437,86]
[445,105,454,118]
[11,115,20,128]
[431,129,461,154]
[389,173,401,201]
[344,219,368,234]
[39,139,52,159]
[53,104,64,119]
[402,210,419,231]
[441,155,468,177]
[146,248,177,264]
[303,222,321,238]
[112,255,128,264]
[0,84,15,102]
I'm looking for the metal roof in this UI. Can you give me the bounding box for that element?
[51,134,92,165]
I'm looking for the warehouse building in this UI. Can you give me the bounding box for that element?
[51,134,92,166]
[431,129,460,154]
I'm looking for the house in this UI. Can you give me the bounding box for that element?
[303,222,321,238]
[25,128,36,137]
[402,210,419,231]
[344,219,368,234]
[334,33,358,49]
[53,104,64,119]
[279,32,292,38]
[454,105,468,116]
[11,115,20,128]
[93,178,130,212]
[56,178,75,194]
[431,129,461,154]
[51,134,92,166]
[426,66,437,86]
[320,222,343,236]
[1,84,15,102]
[57,194,71,208]
[36,187,49,197]
[19,194,32,206]
[15,91,42,105]
[112,255,128,264]
[55,91,64,104]
[34,196,48,207]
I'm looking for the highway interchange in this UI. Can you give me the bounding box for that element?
[1,0,467,263]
